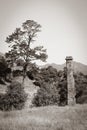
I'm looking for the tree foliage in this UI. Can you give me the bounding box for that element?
[0,81,27,111]
[5,20,48,75]
[0,56,11,83]
[32,82,60,107]
[74,72,87,104]
[30,66,87,107]
[27,66,59,87]
[31,66,67,106]
[0,57,8,77]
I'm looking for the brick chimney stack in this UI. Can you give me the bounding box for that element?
[65,56,76,105]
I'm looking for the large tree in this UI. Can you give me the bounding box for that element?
[5,20,48,79]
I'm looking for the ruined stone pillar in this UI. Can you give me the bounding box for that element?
[65,56,76,106]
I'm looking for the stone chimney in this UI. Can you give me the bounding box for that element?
[65,56,76,106]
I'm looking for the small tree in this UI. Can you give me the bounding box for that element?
[5,20,48,80]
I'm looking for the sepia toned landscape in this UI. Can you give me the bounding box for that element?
[0,0,87,130]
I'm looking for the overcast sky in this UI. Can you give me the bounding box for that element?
[0,0,87,65]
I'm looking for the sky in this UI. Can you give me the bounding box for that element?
[0,0,87,65]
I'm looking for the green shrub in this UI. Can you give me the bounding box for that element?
[32,82,60,107]
[0,81,27,111]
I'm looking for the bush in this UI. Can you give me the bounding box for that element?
[0,57,8,78]
[31,66,87,107]
[59,80,67,106]
[0,81,27,111]
[0,78,6,84]
[27,71,35,80]
[74,72,87,104]
[32,82,60,107]
[13,70,23,77]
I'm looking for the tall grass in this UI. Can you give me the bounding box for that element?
[0,104,87,130]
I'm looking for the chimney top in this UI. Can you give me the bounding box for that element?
[65,56,73,61]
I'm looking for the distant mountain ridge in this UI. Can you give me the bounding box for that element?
[41,62,87,75]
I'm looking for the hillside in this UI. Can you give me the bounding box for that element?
[41,61,87,75]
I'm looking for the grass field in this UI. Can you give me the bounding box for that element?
[0,104,87,130]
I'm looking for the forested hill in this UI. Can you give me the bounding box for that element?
[41,62,87,75]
